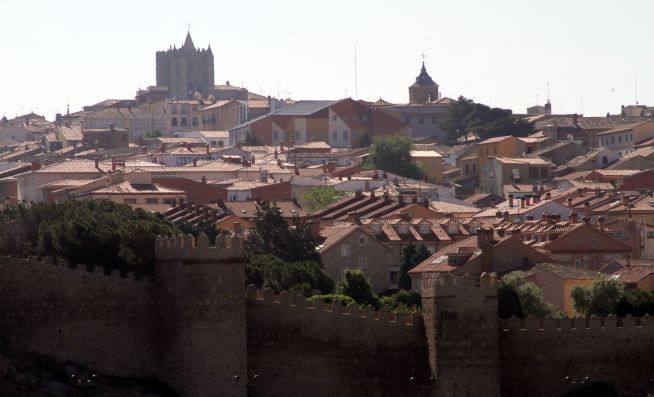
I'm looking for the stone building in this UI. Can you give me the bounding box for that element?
[409,62,439,104]
[156,32,214,99]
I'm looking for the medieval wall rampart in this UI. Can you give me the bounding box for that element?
[499,315,654,397]
[155,234,247,397]
[0,255,156,377]
[246,286,431,397]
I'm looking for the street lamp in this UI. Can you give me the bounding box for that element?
[410,375,436,397]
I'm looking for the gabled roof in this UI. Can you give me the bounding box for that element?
[411,62,437,87]
[272,100,337,116]
[542,222,631,253]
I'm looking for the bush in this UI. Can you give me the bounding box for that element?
[380,290,422,314]
[336,269,380,308]
[499,272,560,319]
[571,278,624,317]
[306,294,355,306]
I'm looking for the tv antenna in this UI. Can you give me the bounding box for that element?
[354,42,358,100]
[532,94,539,105]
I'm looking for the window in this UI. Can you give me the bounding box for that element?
[340,244,351,257]
[181,117,188,127]
[611,137,615,144]
[218,141,224,147]
[362,114,368,122]
[528,167,539,179]
[512,168,521,180]
[295,130,300,140]
[418,116,424,124]
[171,117,178,127]
[448,223,458,234]
[358,257,368,269]
[629,134,633,142]
[123,198,137,204]
[472,164,476,173]
[465,164,469,175]
[602,156,608,165]
[420,224,430,234]
[145,198,159,204]
[170,105,178,115]
[192,117,198,127]
[358,236,367,246]
[332,114,337,121]
[180,104,188,113]
[342,130,349,140]
[647,231,654,239]
[618,135,622,143]
[332,131,337,140]
[398,224,408,234]
[192,105,198,112]
[574,258,581,268]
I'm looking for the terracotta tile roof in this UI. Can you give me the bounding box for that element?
[493,157,552,166]
[536,263,602,280]
[479,136,513,144]
[90,181,184,194]
[611,261,654,284]
[409,236,479,274]
[410,150,442,158]
[429,200,480,214]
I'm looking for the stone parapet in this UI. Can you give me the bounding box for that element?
[155,233,244,262]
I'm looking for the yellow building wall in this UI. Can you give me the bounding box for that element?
[306,118,328,143]
[412,156,444,183]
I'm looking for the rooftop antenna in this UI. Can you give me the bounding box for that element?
[580,90,584,114]
[635,68,639,105]
[354,42,358,100]
[532,94,539,106]
[547,82,550,102]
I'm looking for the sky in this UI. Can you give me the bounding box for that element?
[1,0,653,119]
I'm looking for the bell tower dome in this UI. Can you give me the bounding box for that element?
[409,62,439,104]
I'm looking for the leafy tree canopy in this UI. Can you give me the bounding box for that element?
[571,278,654,317]
[379,289,422,315]
[246,200,320,263]
[336,269,380,308]
[303,186,345,212]
[0,201,177,273]
[245,254,334,296]
[440,96,533,144]
[499,272,561,319]
[398,242,431,290]
[244,133,262,146]
[366,134,422,179]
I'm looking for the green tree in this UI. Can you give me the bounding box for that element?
[336,269,380,308]
[617,289,654,317]
[306,293,355,306]
[303,186,345,212]
[246,200,320,263]
[571,278,625,317]
[366,134,422,179]
[440,96,533,144]
[380,289,422,314]
[499,272,559,319]
[245,254,334,295]
[357,132,371,147]
[398,242,431,290]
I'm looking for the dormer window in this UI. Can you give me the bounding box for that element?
[398,224,408,234]
[448,223,458,234]
[420,224,430,234]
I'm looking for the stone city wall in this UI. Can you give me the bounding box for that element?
[246,286,432,397]
[499,315,654,397]
[0,255,156,377]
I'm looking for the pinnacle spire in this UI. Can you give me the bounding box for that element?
[183,31,195,49]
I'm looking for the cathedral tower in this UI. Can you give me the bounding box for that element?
[156,32,215,99]
[409,62,439,104]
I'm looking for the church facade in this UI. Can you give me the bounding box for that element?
[156,32,214,99]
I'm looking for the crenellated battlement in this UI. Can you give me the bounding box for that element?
[501,313,654,332]
[155,233,244,262]
[421,272,498,299]
[2,255,153,284]
[246,285,420,327]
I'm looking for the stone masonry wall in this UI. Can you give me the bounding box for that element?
[0,256,156,377]
[155,234,247,397]
[422,273,501,397]
[246,286,431,397]
[500,315,654,397]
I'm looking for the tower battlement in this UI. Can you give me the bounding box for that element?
[421,272,498,299]
[155,233,244,262]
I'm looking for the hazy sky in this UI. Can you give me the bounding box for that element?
[1,0,652,119]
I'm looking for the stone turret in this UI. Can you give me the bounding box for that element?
[155,234,247,397]
[421,272,500,397]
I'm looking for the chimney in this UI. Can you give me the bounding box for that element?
[595,189,602,198]
[547,213,555,225]
[598,216,605,228]
[567,197,573,207]
[584,201,590,218]
[160,142,167,153]
[503,211,509,221]
[495,210,503,218]
[625,254,631,268]
[280,143,285,152]
[526,214,534,221]
[509,194,514,208]
[201,175,207,184]
[573,113,579,128]
[30,161,41,171]
[94,158,99,169]
[525,195,532,206]
[141,146,147,154]
[347,211,361,225]
[111,159,116,171]
[251,155,255,164]
[545,192,552,200]
[582,216,590,224]
[193,158,198,167]
[477,227,494,273]
[411,196,418,204]
[109,123,115,131]
[206,145,210,154]
[553,213,561,223]
[570,211,578,223]
[226,80,230,86]
[623,195,630,207]
[490,198,497,208]
[520,197,526,209]
[533,195,540,204]
[577,188,584,198]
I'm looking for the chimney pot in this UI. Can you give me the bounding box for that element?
[570,211,578,223]
[509,194,514,208]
